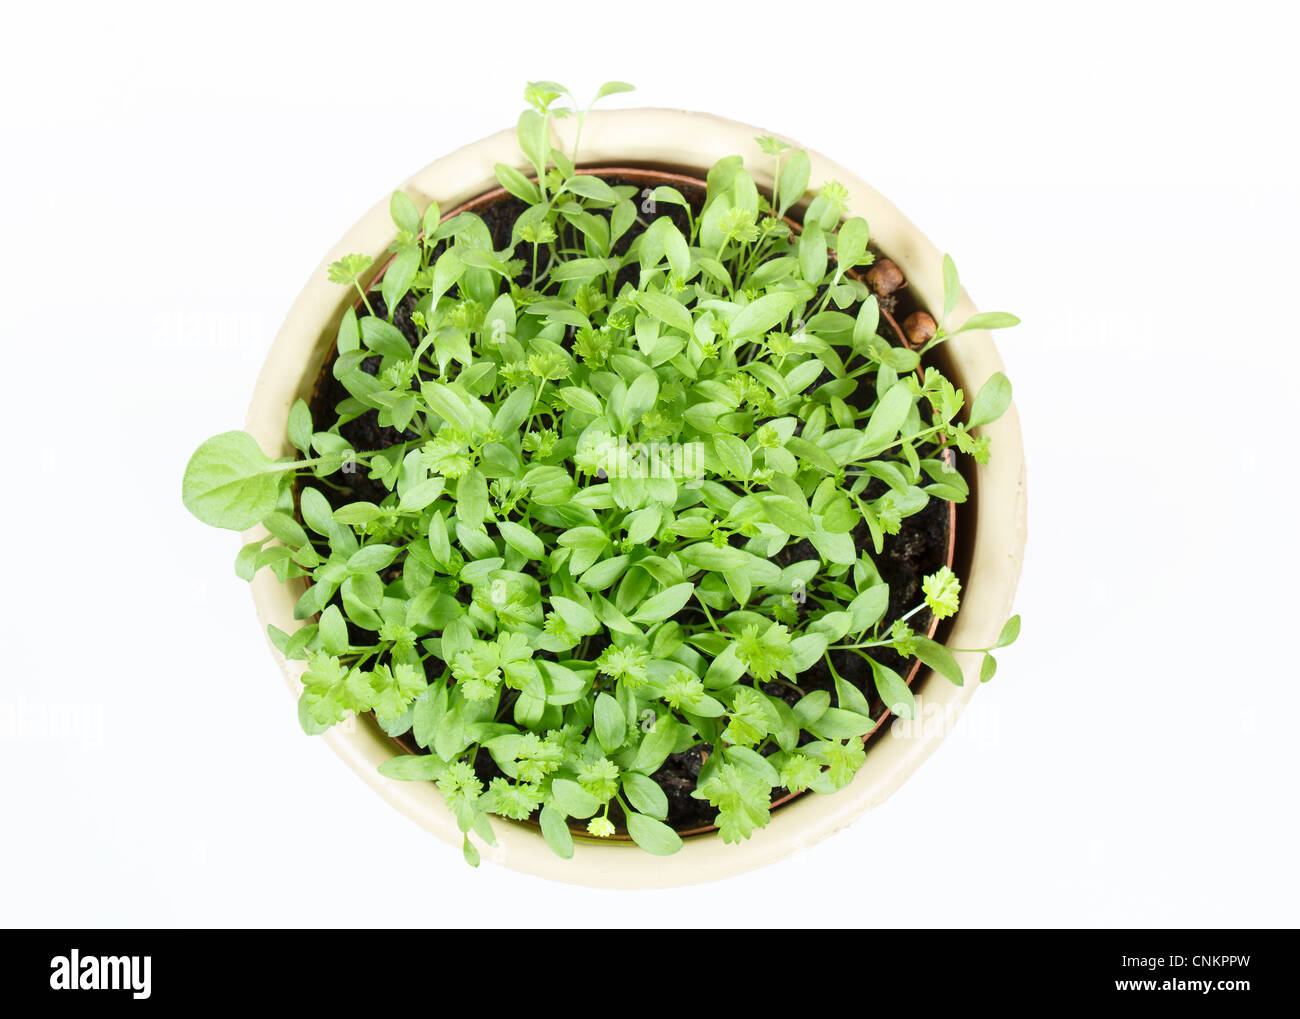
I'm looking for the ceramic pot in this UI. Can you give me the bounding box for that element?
[244,109,1027,887]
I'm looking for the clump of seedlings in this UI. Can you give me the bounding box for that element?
[183,81,1020,864]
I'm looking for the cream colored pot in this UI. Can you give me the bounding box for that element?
[244,109,1027,887]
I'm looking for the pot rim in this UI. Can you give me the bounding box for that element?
[244,108,1027,888]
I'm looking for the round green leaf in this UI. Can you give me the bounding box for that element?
[862,382,914,451]
[594,692,627,752]
[638,290,693,336]
[969,372,1012,428]
[550,778,600,819]
[869,659,916,720]
[760,495,815,536]
[729,291,798,340]
[622,773,669,820]
[539,803,575,859]
[499,520,545,560]
[911,636,965,687]
[377,754,444,781]
[390,190,420,234]
[182,431,280,531]
[625,812,683,856]
[980,653,999,683]
[955,311,1020,334]
[630,582,694,624]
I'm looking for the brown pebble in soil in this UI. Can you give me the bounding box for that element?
[903,310,937,349]
[866,257,905,296]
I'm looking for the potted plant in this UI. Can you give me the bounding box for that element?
[183,82,1026,885]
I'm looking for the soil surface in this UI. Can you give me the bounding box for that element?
[304,170,956,834]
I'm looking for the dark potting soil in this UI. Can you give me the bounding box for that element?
[303,170,955,835]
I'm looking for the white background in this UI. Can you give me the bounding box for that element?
[2,0,1296,928]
